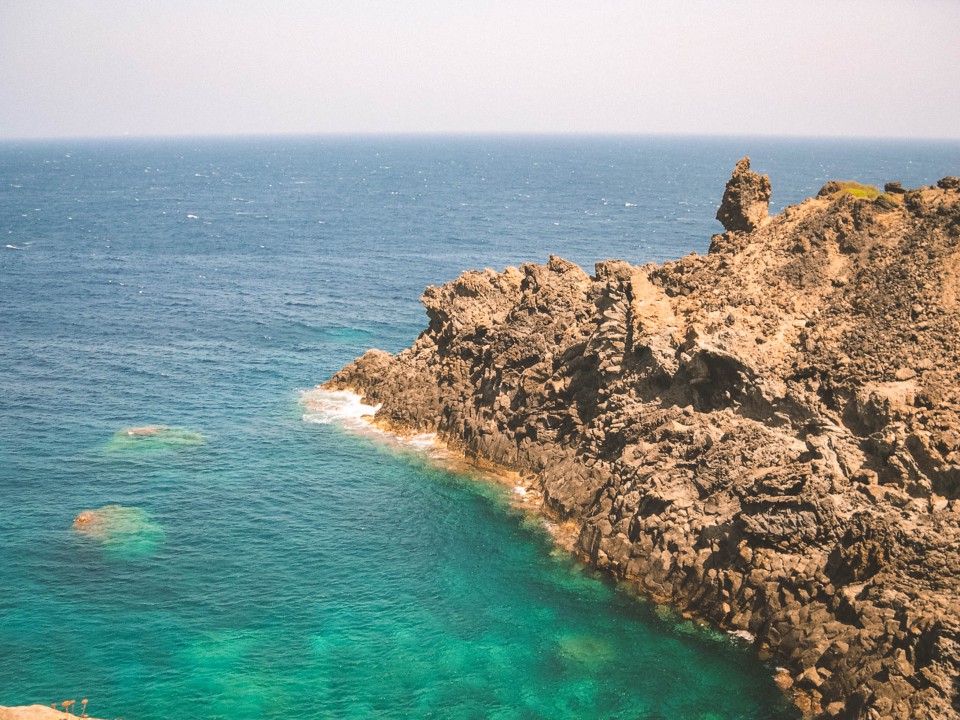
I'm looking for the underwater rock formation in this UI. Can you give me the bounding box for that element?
[324,161,960,719]
[106,425,205,452]
[73,504,164,557]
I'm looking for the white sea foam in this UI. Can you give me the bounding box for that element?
[404,432,438,449]
[301,388,381,429]
[301,390,448,462]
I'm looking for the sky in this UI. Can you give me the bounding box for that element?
[1,0,959,140]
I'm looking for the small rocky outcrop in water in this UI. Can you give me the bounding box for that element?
[324,162,960,719]
[106,425,205,452]
[716,156,772,232]
[73,505,164,557]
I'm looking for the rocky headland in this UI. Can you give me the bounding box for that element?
[323,160,960,719]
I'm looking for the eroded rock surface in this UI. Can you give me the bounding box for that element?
[717,156,772,232]
[324,163,960,719]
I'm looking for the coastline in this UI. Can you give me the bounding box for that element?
[301,387,579,552]
[320,165,960,719]
[302,386,773,644]
[0,706,103,720]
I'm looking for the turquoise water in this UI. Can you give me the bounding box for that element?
[3,136,958,719]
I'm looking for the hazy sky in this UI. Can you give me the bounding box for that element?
[2,0,959,140]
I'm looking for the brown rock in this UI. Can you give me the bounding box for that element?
[716,157,772,233]
[322,167,960,720]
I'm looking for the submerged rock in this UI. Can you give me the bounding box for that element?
[107,425,205,451]
[323,163,960,719]
[555,633,616,666]
[73,505,164,557]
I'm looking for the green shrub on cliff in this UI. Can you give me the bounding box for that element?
[834,181,881,199]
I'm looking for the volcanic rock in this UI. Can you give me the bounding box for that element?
[716,157,772,232]
[324,163,960,719]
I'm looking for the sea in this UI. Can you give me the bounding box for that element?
[2,135,958,720]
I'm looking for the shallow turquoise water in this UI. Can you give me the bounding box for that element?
[3,136,958,719]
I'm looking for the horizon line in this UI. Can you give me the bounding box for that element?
[3,130,960,144]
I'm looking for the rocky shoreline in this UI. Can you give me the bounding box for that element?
[324,160,960,719]
[0,705,103,720]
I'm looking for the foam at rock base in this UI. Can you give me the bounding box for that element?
[300,388,382,429]
[300,388,554,537]
[301,388,445,455]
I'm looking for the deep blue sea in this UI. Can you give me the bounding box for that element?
[2,136,958,720]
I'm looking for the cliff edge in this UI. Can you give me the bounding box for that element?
[324,161,960,719]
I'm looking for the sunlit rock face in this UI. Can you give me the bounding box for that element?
[715,157,771,233]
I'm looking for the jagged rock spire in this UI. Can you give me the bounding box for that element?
[716,157,771,232]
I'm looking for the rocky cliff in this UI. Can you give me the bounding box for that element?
[324,160,960,719]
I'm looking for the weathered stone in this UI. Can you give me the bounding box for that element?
[322,169,960,720]
[716,157,772,233]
